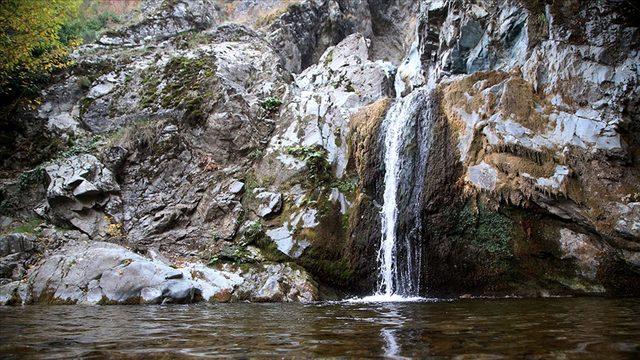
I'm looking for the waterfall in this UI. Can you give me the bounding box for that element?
[369,29,438,300]
[377,95,416,297]
[373,88,434,299]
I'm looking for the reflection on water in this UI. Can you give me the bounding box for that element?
[1,298,639,358]
[382,328,399,358]
[379,303,403,358]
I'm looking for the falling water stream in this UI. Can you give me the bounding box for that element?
[358,30,437,301]
[375,93,422,299]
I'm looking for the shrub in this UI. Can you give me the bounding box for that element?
[285,145,331,185]
[0,0,132,103]
[260,97,283,112]
[7,219,43,235]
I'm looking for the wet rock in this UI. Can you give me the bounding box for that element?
[557,228,604,280]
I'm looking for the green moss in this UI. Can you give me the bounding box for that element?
[331,178,357,197]
[242,221,264,245]
[77,76,92,90]
[255,236,289,263]
[299,248,353,287]
[139,67,161,108]
[247,148,264,161]
[218,244,252,263]
[260,97,282,112]
[141,55,218,127]
[324,49,334,64]
[79,97,95,117]
[0,199,12,216]
[5,219,43,235]
[452,204,515,261]
[56,135,104,159]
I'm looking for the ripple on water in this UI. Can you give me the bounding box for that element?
[0,298,639,358]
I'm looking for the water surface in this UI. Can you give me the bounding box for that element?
[1,298,639,358]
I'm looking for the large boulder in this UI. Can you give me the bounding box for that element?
[0,241,317,305]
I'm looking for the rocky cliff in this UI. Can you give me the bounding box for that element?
[1,0,639,304]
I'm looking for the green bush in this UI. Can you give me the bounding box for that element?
[1,0,125,103]
[0,0,83,101]
[59,10,119,45]
[285,145,331,185]
[260,97,283,112]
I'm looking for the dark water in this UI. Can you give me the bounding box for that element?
[1,298,639,359]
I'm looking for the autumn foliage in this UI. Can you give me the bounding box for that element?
[0,0,83,99]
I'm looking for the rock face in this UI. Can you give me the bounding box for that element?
[0,234,39,283]
[1,0,639,303]
[413,0,640,296]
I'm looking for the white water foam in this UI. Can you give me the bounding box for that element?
[344,294,436,303]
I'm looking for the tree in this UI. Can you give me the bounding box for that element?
[0,0,82,100]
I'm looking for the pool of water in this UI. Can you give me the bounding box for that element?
[1,298,639,358]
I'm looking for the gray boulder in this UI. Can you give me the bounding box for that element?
[0,241,318,305]
[98,0,220,46]
[255,190,283,218]
[24,241,235,305]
